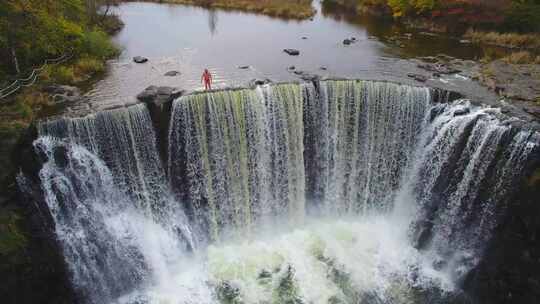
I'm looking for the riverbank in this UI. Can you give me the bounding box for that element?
[127,0,316,19]
[323,0,540,36]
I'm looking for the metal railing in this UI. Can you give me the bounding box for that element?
[0,49,74,100]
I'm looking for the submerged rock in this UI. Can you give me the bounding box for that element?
[44,85,82,104]
[418,63,461,75]
[343,39,352,45]
[238,65,250,69]
[284,48,300,56]
[164,70,180,76]
[133,56,148,63]
[407,73,428,82]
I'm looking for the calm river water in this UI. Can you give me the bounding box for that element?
[85,1,490,109]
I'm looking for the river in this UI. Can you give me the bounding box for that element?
[83,0,495,110]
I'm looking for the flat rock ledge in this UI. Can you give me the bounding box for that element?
[137,86,184,106]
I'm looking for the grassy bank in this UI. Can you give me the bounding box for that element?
[131,0,316,19]
[465,29,540,50]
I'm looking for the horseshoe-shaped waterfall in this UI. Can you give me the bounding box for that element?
[28,80,539,304]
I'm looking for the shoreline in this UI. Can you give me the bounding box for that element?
[123,0,316,20]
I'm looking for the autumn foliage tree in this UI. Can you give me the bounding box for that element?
[0,0,119,81]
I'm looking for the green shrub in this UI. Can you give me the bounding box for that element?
[52,66,76,84]
[80,29,120,59]
[0,210,27,257]
[75,57,105,75]
[504,2,540,33]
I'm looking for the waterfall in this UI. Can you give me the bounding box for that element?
[304,80,431,214]
[36,105,194,304]
[25,80,539,304]
[168,84,306,241]
[402,101,539,284]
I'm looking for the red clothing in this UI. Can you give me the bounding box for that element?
[202,70,212,90]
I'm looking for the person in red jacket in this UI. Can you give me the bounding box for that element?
[201,69,212,90]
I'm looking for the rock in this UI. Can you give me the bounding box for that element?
[523,107,540,118]
[453,108,470,116]
[288,66,296,70]
[320,66,327,71]
[407,73,428,82]
[351,37,357,41]
[133,56,148,63]
[136,85,183,105]
[164,70,180,76]
[283,49,300,56]
[301,36,308,40]
[417,63,461,75]
[52,145,69,169]
[43,85,80,96]
[343,39,352,45]
[216,281,241,303]
[44,85,82,104]
[291,70,319,81]
[238,66,250,70]
[136,85,158,102]
[250,78,272,86]
[258,269,272,279]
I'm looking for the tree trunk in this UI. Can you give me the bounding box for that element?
[10,47,20,75]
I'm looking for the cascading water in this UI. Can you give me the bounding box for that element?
[26,80,539,304]
[36,105,194,303]
[168,84,306,241]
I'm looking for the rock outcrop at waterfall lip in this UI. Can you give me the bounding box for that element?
[249,78,272,86]
[283,49,300,56]
[133,56,148,63]
[137,86,184,105]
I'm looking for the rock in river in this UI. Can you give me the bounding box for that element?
[283,49,300,56]
[133,56,148,63]
[407,73,428,83]
[164,70,180,76]
[43,85,82,104]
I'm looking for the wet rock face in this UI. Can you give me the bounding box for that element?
[0,126,77,304]
[136,86,184,168]
[465,149,540,304]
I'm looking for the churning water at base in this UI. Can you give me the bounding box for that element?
[31,80,539,304]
